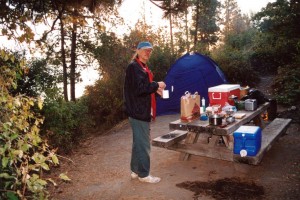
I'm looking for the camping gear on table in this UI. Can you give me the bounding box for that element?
[233,126,262,157]
[241,88,268,105]
[180,91,200,121]
[245,99,257,111]
[156,52,228,116]
[208,84,241,107]
[209,114,223,126]
[240,88,277,120]
[200,113,208,121]
[240,86,250,98]
[235,100,245,110]
[226,116,235,124]
[228,94,238,105]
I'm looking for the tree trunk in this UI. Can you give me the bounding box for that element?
[185,6,189,52]
[70,18,77,101]
[59,15,69,102]
[169,0,174,56]
[193,0,200,51]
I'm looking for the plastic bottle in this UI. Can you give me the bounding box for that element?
[201,97,206,111]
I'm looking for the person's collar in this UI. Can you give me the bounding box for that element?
[136,57,146,65]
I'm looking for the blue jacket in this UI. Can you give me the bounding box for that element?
[124,60,159,122]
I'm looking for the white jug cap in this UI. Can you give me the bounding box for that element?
[240,149,247,157]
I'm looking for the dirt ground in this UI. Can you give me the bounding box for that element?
[48,76,300,200]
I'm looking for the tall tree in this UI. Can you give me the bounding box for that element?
[149,0,188,54]
[220,0,250,38]
[191,0,220,52]
[40,1,121,101]
[0,0,122,101]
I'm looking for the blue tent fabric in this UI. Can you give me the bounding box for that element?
[156,52,228,116]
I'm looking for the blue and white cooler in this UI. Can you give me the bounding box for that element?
[233,126,262,157]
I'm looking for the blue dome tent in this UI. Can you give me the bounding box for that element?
[156,52,228,116]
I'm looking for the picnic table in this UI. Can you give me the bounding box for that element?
[152,102,292,165]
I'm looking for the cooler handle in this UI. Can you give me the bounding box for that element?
[212,92,222,100]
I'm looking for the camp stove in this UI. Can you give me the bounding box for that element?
[245,99,257,111]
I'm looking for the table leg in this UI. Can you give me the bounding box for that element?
[222,135,234,150]
[179,131,200,161]
[208,135,219,147]
[253,114,266,129]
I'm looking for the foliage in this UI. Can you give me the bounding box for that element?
[85,78,125,130]
[149,45,177,82]
[149,0,188,17]
[191,0,220,52]
[1,0,122,102]
[212,28,260,87]
[10,58,62,99]
[1,52,86,154]
[273,62,300,105]
[0,50,60,199]
[252,0,300,105]
[220,0,251,36]
[83,32,129,129]
[41,97,91,153]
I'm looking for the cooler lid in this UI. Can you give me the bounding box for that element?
[235,125,260,134]
[208,84,240,92]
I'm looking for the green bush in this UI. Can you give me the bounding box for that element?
[85,78,125,132]
[0,50,60,199]
[41,97,91,153]
[212,47,260,87]
[273,63,300,105]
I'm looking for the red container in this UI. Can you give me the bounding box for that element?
[208,84,240,107]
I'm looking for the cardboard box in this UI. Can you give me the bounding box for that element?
[233,126,262,157]
[208,84,240,107]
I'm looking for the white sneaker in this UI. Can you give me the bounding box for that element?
[138,175,161,183]
[131,171,138,179]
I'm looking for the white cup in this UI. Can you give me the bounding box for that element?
[162,90,169,99]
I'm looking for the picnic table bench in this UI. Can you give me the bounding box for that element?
[152,102,292,165]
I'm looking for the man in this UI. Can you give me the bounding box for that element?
[123,41,166,183]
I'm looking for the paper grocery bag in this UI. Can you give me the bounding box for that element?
[180,91,200,121]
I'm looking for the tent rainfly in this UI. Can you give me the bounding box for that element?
[156,52,228,116]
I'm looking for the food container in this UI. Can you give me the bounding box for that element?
[233,126,262,157]
[245,99,257,111]
[228,95,238,105]
[226,116,235,124]
[208,84,241,107]
[209,114,223,126]
[240,86,249,98]
[235,100,245,110]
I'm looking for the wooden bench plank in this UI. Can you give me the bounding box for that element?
[233,118,292,165]
[152,130,188,148]
[168,142,234,162]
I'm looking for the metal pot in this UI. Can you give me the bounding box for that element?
[209,114,223,126]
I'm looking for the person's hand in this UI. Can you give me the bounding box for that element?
[156,87,163,96]
[158,81,166,89]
